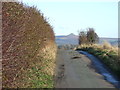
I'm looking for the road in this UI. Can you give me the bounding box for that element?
[54,49,115,88]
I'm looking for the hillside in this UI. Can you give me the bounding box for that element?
[55,34,119,46]
[55,33,78,45]
[2,2,56,88]
[99,37,118,46]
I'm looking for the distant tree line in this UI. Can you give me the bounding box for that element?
[78,28,99,45]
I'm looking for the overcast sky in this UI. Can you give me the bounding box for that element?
[20,0,118,38]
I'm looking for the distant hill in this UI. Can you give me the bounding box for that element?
[99,37,118,46]
[55,33,78,45]
[55,34,119,46]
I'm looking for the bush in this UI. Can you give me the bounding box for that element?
[102,41,112,49]
[2,2,56,88]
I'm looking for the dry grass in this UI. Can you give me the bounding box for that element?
[38,42,57,75]
[76,42,120,77]
[77,41,118,53]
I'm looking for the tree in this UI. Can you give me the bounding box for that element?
[78,28,99,45]
[87,28,99,44]
[78,31,88,45]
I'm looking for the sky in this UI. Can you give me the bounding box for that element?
[19,0,118,38]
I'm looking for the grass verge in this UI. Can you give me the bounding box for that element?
[76,43,120,77]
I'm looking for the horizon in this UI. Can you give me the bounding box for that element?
[21,0,118,38]
[55,33,119,38]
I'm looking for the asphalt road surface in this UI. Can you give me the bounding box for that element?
[54,49,115,88]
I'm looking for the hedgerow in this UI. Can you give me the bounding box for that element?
[2,2,56,88]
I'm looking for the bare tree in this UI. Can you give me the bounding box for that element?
[87,28,99,44]
[78,28,99,45]
[78,31,88,45]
